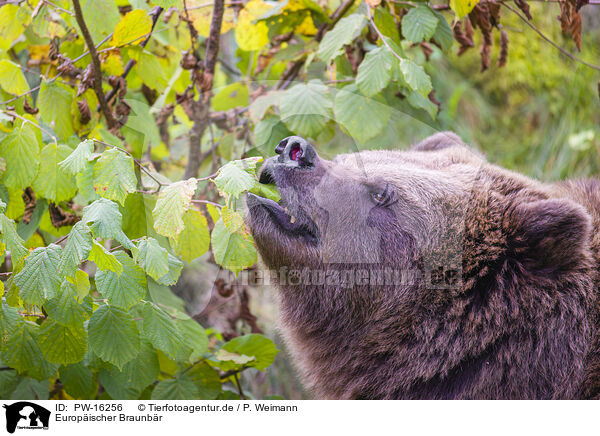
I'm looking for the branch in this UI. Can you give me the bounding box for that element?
[201,0,225,94]
[2,110,58,144]
[71,0,117,129]
[501,2,600,72]
[183,0,225,180]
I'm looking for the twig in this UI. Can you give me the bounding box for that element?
[0,32,113,106]
[219,367,247,380]
[367,7,403,62]
[191,199,223,208]
[43,0,74,15]
[187,0,245,10]
[501,2,600,72]
[104,6,164,105]
[91,139,166,188]
[233,372,247,399]
[71,0,117,129]
[1,110,58,144]
[196,171,218,181]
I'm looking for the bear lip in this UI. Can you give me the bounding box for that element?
[247,193,317,242]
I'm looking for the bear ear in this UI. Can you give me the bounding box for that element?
[505,198,592,270]
[412,131,465,151]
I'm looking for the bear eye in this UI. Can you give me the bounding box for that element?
[370,184,396,207]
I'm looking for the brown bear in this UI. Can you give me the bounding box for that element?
[246,132,600,399]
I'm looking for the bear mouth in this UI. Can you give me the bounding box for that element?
[247,193,318,243]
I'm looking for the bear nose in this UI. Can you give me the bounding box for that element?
[275,136,316,167]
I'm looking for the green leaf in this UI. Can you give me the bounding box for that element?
[214,334,278,371]
[112,9,152,46]
[0,59,28,95]
[133,237,169,281]
[32,143,78,202]
[76,160,101,203]
[172,209,210,263]
[254,116,293,155]
[406,90,438,119]
[450,0,480,19]
[154,253,183,286]
[58,139,94,177]
[60,363,94,399]
[0,213,28,264]
[2,321,58,380]
[5,187,24,221]
[88,305,140,369]
[44,280,89,327]
[151,374,199,400]
[373,7,401,44]
[334,84,392,144]
[187,364,221,399]
[59,221,93,277]
[211,219,257,275]
[0,300,22,340]
[98,367,141,399]
[79,0,120,42]
[38,80,75,140]
[213,161,256,200]
[122,98,161,158]
[119,340,159,391]
[37,318,87,365]
[432,10,454,52]
[88,240,124,275]
[95,251,146,309]
[93,148,137,206]
[401,5,438,43]
[356,47,395,97]
[121,193,152,239]
[10,378,50,400]
[82,199,133,248]
[14,244,62,306]
[398,58,432,97]
[177,317,208,363]
[141,302,185,359]
[152,179,197,239]
[280,80,334,138]
[212,83,249,112]
[0,123,40,189]
[317,14,366,62]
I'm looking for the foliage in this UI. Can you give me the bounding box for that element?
[0,0,598,400]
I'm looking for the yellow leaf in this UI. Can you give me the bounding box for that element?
[365,0,382,6]
[29,45,51,62]
[450,0,479,19]
[25,232,45,250]
[0,60,28,95]
[102,51,124,76]
[0,4,24,50]
[295,15,318,36]
[189,2,235,37]
[235,0,271,51]
[111,9,152,46]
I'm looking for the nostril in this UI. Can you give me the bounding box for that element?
[289,142,303,161]
[275,139,288,154]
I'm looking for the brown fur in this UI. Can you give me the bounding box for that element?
[247,132,600,399]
